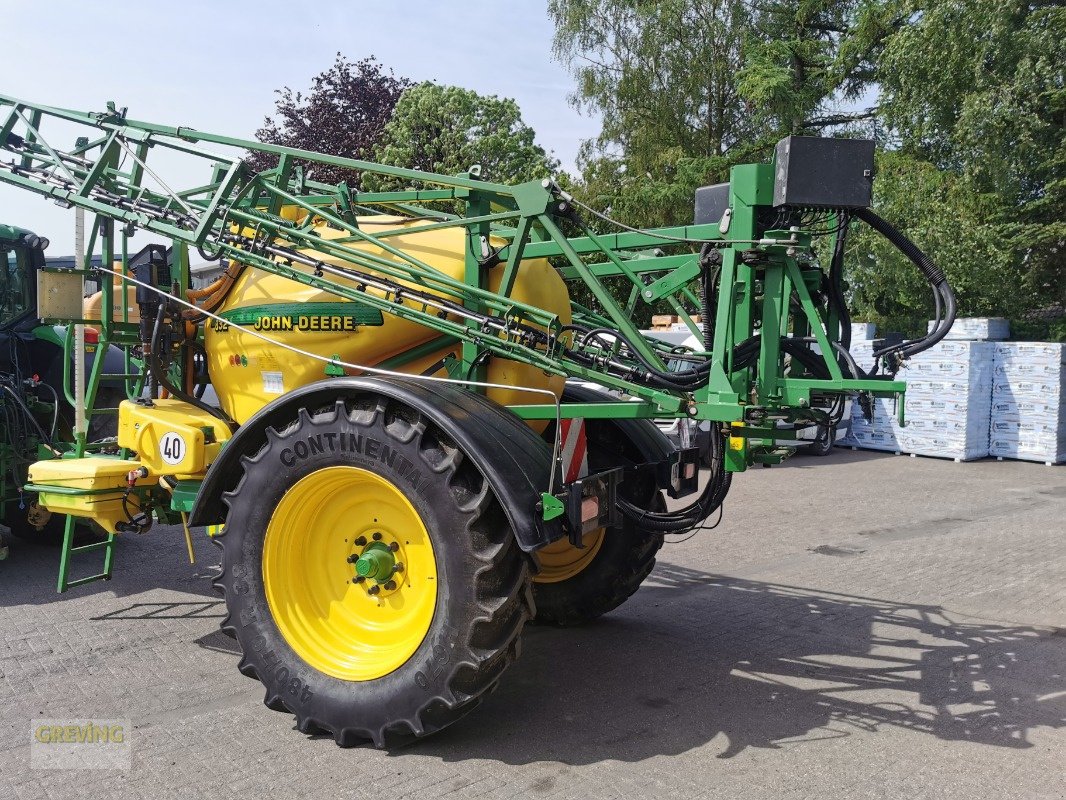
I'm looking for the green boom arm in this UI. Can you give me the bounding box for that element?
[0,93,906,472]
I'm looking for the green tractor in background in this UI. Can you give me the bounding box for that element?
[0,224,125,543]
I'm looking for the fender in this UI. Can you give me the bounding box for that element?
[189,376,563,552]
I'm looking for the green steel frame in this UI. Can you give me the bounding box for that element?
[0,94,905,479]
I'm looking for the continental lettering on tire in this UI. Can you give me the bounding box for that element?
[279,432,426,492]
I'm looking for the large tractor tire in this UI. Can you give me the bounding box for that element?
[532,405,667,626]
[216,396,533,747]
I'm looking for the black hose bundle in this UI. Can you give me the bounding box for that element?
[853,208,957,367]
[827,214,852,353]
[617,424,732,534]
[148,304,236,429]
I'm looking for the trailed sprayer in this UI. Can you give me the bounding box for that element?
[0,95,955,745]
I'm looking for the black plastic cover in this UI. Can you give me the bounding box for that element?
[694,182,730,225]
[773,136,875,209]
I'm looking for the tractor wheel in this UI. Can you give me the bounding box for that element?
[531,423,665,626]
[88,386,126,442]
[3,502,67,544]
[806,423,835,457]
[216,397,532,747]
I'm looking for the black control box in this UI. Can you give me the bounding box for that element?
[773,136,875,209]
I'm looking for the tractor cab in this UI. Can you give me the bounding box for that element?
[0,224,46,331]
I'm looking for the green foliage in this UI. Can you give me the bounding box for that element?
[363,83,558,192]
[852,0,1066,333]
[551,0,1064,336]
[549,0,879,323]
[847,151,1020,337]
[548,0,758,170]
[248,54,410,188]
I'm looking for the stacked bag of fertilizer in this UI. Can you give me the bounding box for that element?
[895,341,995,460]
[928,316,1010,341]
[840,338,996,461]
[989,343,1065,465]
[840,395,904,453]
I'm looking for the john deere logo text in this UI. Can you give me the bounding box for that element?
[217,302,384,333]
[253,315,361,332]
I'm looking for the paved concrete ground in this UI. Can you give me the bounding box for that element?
[1,449,1064,799]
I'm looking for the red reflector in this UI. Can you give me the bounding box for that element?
[580,496,600,524]
[83,327,99,343]
[684,463,696,480]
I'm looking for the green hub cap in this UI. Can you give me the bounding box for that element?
[354,541,396,582]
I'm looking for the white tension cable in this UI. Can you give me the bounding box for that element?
[94,265,566,495]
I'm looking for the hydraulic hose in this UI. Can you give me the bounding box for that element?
[827,216,852,352]
[617,426,731,533]
[148,306,236,429]
[854,208,957,362]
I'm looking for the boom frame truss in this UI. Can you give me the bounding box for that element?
[0,94,904,472]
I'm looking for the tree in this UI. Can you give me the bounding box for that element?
[848,0,1065,335]
[847,150,1020,335]
[363,83,558,192]
[551,0,1065,337]
[247,54,410,187]
[548,0,875,228]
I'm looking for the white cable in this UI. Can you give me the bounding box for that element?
[94,265,564,494]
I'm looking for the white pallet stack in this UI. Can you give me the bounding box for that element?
[841,341,994,461]
[989,343,1065,465]
[840,395,904,453]
[928,316,1009,341]
[850,322,877,342]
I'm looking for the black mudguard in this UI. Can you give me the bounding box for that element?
[189,377,563,552]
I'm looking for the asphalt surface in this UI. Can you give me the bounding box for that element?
[1,449,1064,799]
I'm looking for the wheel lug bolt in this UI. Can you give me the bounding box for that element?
[372,532,382,541]
[354,536,367,546]
[392,563,404,574]
[383,581,397,591]
[347,554,358,563]
[352,576,365,584]
[367,585,381,595]
[388,542,399,552]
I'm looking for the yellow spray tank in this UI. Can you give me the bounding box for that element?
[205,214,570,426]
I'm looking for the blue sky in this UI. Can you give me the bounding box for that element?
[0,0,598,255]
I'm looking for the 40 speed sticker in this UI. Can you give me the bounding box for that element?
[159,431,187,466]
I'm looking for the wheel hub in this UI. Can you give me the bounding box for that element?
[348,532,406,596]
[353,541,396,581]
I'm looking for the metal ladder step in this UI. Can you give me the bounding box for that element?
[56,515,115,592]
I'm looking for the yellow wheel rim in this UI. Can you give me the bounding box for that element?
[262,465,437,681]
[534,527,605,583]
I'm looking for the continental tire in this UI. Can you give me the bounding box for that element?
[532,417,666,626]
[215,396,532,747]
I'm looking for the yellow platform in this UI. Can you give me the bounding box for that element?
[27,456,159,533]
